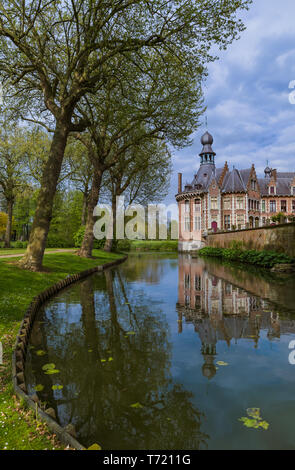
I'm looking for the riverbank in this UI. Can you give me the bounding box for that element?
[0,250,123,450]
[198,246,295,269]
[129,240,178,252]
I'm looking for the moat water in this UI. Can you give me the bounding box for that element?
[25,254,295,450]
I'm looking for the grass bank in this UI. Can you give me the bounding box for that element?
[0,250,123,450]
[198,246,295,268]
[129,240,178,252]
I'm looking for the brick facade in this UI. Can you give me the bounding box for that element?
[176,131,295,251]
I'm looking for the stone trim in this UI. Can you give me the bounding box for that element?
[206,222,295,236]
[12,255,128,450]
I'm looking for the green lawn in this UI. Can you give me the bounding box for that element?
[0,250,123,450]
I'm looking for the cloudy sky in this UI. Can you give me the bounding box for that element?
[166,0,295,204]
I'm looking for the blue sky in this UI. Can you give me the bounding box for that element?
[166,0,295,204]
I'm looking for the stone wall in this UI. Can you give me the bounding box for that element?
[206,223,295,257]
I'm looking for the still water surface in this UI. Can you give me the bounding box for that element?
[25,254,295,450]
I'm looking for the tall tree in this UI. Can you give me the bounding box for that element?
[66,139,93,225]
[102,140,172,252]
[0,123,29,247]
[0,0,251,270]
[76,49,205,258]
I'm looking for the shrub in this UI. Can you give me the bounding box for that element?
[13,240,28,249]
[116,239,131,252]
[198,246,294,268]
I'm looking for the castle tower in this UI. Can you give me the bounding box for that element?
[199,131,216,166]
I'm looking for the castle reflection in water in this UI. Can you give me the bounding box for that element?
[177,255,295,380]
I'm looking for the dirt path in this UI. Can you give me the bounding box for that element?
[0,249,76,259]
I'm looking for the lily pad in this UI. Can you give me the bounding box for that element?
[52,384,63,390]
[216,361,229,366]
[88,443,102,450]
[247,408,261,419]
[36,350,46,356]
[101,359,106,363]
[130,402,144,409]
[45,369,60,375]
[34,384,44,392]
[108,357,113,362]
[239,408,269,430]
[42,363,56,371]
[126,331,136,336]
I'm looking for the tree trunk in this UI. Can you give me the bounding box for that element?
[104,195,116,252]
[81,192,88,225]
[18,120,69,271]
[78,169,103,258]
[4,199,13,249]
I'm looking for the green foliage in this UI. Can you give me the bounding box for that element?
[116,239,132,252]
[198,246,294,268]
[129,240,178,252]
[271,212,285,223]
[73,226,105,249]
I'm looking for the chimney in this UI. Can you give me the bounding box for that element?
[178,173,182,193]
[271,169,277,181]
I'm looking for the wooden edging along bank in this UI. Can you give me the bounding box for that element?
[12,255,128,450]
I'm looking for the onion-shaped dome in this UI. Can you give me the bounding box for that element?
[200,131,216,157]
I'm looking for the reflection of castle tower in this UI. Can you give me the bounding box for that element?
[177,255,295,379]
[197,320,218,380]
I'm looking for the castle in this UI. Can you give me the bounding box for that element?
[176,131,295,251]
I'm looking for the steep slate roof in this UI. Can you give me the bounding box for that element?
[277,172,295,179]
[222,169,247,193]
[238,169,252,188]
[191,163,217,191]
[258,176,295,196]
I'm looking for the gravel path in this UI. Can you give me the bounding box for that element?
[0,249,76,259]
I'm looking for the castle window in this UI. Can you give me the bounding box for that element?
[194,216,201,231]
[224,215,231,230]
[251,180,257,190]
[292,200,295,213]
[211,197,218,209]
[185,217,190,231]
[194,199,201,212]
[237,214,244,229]
[185,200,190,213]
[262,200,266,212]
[223,198,231,210]
[292,187,295,196]
[237,197,244,209]
[281,200,287,212]
[270,200,276,213]
[269,186,275,195]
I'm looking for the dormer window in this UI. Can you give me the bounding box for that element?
[292,187,295,196]
[269,186,275,195]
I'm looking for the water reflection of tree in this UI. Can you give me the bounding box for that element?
[122,253,177,285]
[27,270,208,450]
